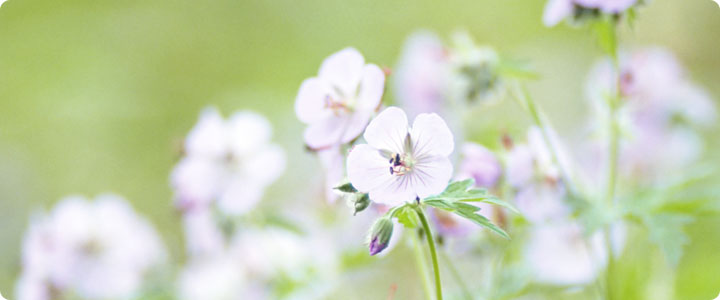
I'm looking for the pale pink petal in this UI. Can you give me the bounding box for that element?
[340,110,373,145]
[369,176,419,206]
[411,113,454,157]
[295,78,333,124]
[319,47,365,96]
[346,144,394,194]
[363,107,408,153]
[227,111,272,156]
[303,115,351,149]
[356,64,385,112]
[458,143,502,188]
[171,157,223,210]
[185,107,227,158]
[413,155,453,199]
[318,147,345,203]
[217,178,264,215]
[505,145,534,187]
[543,0,573,27]
[182,210,225,257]
[242,144,286,184]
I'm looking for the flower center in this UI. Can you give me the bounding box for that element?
[388,153,415,176]
[324,95,353,115]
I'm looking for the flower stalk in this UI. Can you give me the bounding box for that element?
[414,205,443,300]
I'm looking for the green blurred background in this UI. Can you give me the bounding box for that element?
[0,0,718,298]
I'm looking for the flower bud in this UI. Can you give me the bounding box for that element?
[353,193,370,216]
[367,217,394,256]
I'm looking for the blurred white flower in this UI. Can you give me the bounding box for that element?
[543,0,639,26]
[295,48,385,149]
[505,127,569,223]
[16,194,166,300]
[317,146,345,203]
[525,222,626,286]
[177,255,246,300]
[0,291,6,300]
[182,209,225,258]
[171,107,285,215]
[457,142,502,189]
[583,48,716,183]
[347,107,454,206]
[394,31,450,119]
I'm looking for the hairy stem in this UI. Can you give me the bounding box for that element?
[414,206,443,300]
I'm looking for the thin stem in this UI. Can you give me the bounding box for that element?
[414,206,443,300]
[411,232,434,300]
[512,84,579,198]
[439,249,472,300]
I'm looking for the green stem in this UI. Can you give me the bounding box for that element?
[414,206,443,300]
[411,232,434,300]
[512,84,579,198]
[439,250,472,300]
[602,18,621,300]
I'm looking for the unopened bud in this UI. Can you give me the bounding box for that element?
[368,217,394,256]
[353,193,370,216]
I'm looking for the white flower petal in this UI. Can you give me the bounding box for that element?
[303,115,350,149]
[363,107,408,153]
[543,0,572,27]
[185,107,227,158]
[227,111,273,156]
[217,178,264,215]
[369,176,419,206]
[295,78,332,124]
[411,113,454,157]
[413,155,453,199]
[356,64,385,112]
[346,144,394,194]
[319,47,365,96]
[171,157,223,210]
[242,144,286,184]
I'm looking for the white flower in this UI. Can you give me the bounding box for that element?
[506,127,570,223]
[347,107,454,206]
[171,107,285,215]
[457,142,502,188]
[17,194,166,300]
[525,222,626,286]
[394,31,450,119]
[317,146,345,203]
[177,255,246,300]
[0,291,6,300]
[295,48,385,149]
[182,209,226,258]
[543,0,639,27]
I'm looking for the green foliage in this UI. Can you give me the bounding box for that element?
[395,205,420,229]
[334,182,358,193]
[422,179,514,239]
[642,213,693,266]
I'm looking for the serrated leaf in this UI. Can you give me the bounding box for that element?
[455,209,510,239]
[461,197,519,214]
[424,179,518,213]
[643,213,693,266]
[334,182,357,193]
[423,199,456,211]
[395,206,420,229]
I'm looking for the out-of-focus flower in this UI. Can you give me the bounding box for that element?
[0,291,6,300]
[448,32,504,104]
[317,146,345,203]
[583,48,716,183]
[394,31,450,119]
[347,107,454,206]
[229,227,337,282]
[182,209,225,258]
[367,217,394,255]
[525,221,627,286]
[505,127,569,223]
[295,48,385,149]
[16,194,166,300]
[171,107,285,215]
[543,0,639,27]
[428,207,478,238]
[177,255,246,300]
[457,142,502,189]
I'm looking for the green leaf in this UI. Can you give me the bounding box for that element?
[643,213,693,266]
[334,182,357,193]
[454,209,510,239]
[395,206,420,229]
[424,179,519,213]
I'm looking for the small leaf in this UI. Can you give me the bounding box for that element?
[460,197,519,214]
[643,213,693,266]
[334,182,357,193]
[395,206,420,229]
[424,199,456,211]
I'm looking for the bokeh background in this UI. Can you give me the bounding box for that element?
[0,0,719,298]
